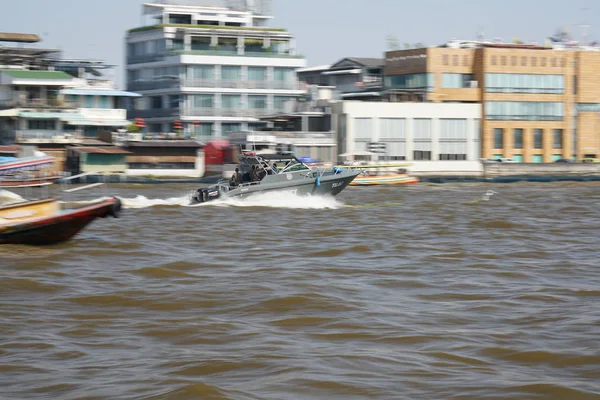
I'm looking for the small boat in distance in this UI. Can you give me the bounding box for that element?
[348,165,419,186]
[189,152,360,204]
[0,196,121,245]
[0,155,63,188]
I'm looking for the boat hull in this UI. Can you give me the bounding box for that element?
[350,174,419,186]
[191,171,358,204]
[0,175,62,188]
[0,197,121,245]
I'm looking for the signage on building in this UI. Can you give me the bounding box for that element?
[367,142,387,153]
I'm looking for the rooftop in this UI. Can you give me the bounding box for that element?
[70,147,132,155]
[128,23,285,33]
[0,32,40,43]
[0,69,73,80]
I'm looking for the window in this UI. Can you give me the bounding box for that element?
[188,65,214,80]
[552,154,562,161]
[511,56,517,66]
[442,73,475,88]
[443,54,449,65]
[354,118,373,140]
[463,55,468,66]
[573,76,578,95]
[486,102,564,121]
[534,129,543,149]
[532,154,543,163]
[452,55,459,66]
[248,66,266,81]
[274,96,291,111]
[561,58,567,67]
[27,120,56,130]
[248,95,267,109]
[531,57,537,67]
[501,56,507,66]
[384,73,434,91]
[439,119,468,160]
[521,56,527,66]
[541,57,547,67]
[553,129,563,148]
[414,150,432,160]
[222,123,241,134]
[493,128,504,148]
[221,94,241,109]
[168,95,181,109]
[514,128,523,149]
[379,118,406,140]
[551,57,557,67]
[193,122,213,138]
[191,94,214,108]
[513,154,523,162]
[274,68,292,81]
[151,96,163,109]
[485,73,564,94]
[221,66,241,80]
[492,56,497,65]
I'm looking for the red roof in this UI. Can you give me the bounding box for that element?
[0,145,21,153]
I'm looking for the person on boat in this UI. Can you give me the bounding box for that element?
[271,162,278,174]
[230,168,241,186]
[250,165,259,182]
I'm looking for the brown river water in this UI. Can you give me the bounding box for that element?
[1,182,599,400]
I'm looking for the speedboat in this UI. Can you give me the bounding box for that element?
[0,196,121,245]
[189,152,360,205]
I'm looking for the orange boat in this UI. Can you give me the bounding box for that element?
[0,197,121,245]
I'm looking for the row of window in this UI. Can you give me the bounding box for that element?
[442,73,476,88]
[127,38,288,57]
[129,66,295,82]
[493,128,563,149]
[145,94,293,110]
[485,102,564,121]
[355,118,477,141]
[493,154,566,163]
[485,73,564,93]
[491,55,567,68]
[384,73,434,92]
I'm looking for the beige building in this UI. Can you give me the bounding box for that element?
[384,40,600,162]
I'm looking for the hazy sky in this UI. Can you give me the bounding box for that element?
[1,0,595,88]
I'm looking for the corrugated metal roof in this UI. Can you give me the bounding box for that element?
[17,112,83,119]
[70,147,131,155]
[0,69,73,80]
[61,88,142,97]
[0,33,41,43]
[125,140,202,148]
[0,145,21,153]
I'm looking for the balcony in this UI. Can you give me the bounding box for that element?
[131,108,181,119]
[127,54,167,65]
[0,98,78,110]
[128,79,181,91]
[182,79,300,90]
[181,107,277,117]
[15,131,84,142]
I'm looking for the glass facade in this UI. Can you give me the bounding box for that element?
[385,73,434,92]
[221,94,241,109]
[188,65,214,80]
[485,102,564,121]
[190,94,214,108]
[248,67,266,81]
[485,74,564,93]
[248,95,267,109]
[221,66,241,80]
[442,73,475,88]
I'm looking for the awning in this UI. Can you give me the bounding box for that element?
[61,89,142,97]
[0,109,18,117]
[18,112,83,120]
[65,119,130,127]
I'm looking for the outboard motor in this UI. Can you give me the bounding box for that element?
[190,186,223,204]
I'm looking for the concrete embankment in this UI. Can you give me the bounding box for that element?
[416,163,600,183]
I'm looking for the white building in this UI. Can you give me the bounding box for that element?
[332,101,483,174]
[0,68,140,145]
[126,0,307,140]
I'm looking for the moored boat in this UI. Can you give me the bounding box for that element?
[189,152,359,205]
[0,155,62,188]
[0,196,121,245]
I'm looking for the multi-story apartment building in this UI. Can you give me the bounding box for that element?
[126,0,306,140]
[384,39,600,162]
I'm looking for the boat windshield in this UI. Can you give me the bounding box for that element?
[280,160,310,172]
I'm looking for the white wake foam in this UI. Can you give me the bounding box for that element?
[0,190,26,205]
[114,190,343,210]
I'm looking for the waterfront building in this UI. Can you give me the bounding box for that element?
[297,57,384,101]
[125,0,306,141]
[384,39,600,162]
[0,34,140,170]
